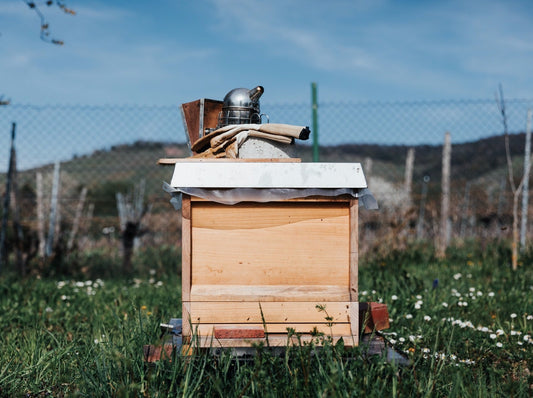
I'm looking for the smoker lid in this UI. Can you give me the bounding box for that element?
[222,86,263,109]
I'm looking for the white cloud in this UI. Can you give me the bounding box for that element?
[207,0,533,98]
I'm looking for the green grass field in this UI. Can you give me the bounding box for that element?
[0,243,532,397]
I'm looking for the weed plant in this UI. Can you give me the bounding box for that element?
[0,242,531,396]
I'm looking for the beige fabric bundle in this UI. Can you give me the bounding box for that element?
[191,123,310,159]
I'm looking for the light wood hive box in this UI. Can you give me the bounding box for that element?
[169,160,367,348]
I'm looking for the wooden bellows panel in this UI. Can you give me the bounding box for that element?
[180,99,223,152]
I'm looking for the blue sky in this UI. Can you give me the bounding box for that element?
[1,0,533,106]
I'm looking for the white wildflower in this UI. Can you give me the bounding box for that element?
[496,342,503,348]
[424,315,431,322]
[527,315,533,320]
[453,273,462,280]
[391,294,398,301]
[488,292,495,297]
[510,313,517,319]
[405,314,413,319]
[442,302,448,307]
[490,334,497,339]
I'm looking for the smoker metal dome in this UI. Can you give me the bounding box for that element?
[217,86,264,127]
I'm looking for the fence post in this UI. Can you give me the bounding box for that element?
[311,82,319,162]
[404,148,415,205]
[0,122,16,272]
[417,175,430,239]
[520,109,532,252]
[36,172,46,259]
[46,161,61,257]
[437,132,451,258]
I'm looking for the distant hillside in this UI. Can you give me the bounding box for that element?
[2,133,528,212]
[288,133,528,194]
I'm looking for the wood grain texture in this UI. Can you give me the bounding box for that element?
[191,202,349,286]
[190,284,350,302]
[214,326,265,339]
[349,198,359,301]
[187,301,350,324]
[181,195,192,338]
[349,302,359,343]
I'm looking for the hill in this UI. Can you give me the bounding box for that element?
[1,133,529,218]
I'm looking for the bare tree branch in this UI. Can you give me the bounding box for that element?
[22,0,76,45]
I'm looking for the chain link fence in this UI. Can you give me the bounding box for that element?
[1,97,533,266]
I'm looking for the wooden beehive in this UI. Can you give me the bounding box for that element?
[171,160,367,348]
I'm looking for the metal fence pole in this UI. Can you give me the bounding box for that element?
[0,123,17,272]
[311,82,319,162]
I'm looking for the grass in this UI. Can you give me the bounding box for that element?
[0,242,531,396]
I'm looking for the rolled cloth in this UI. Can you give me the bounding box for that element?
[191,123,310,153]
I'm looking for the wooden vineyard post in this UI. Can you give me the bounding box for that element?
[405,148,415,206]
[437,132,451,258]
[36,172,46,259]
